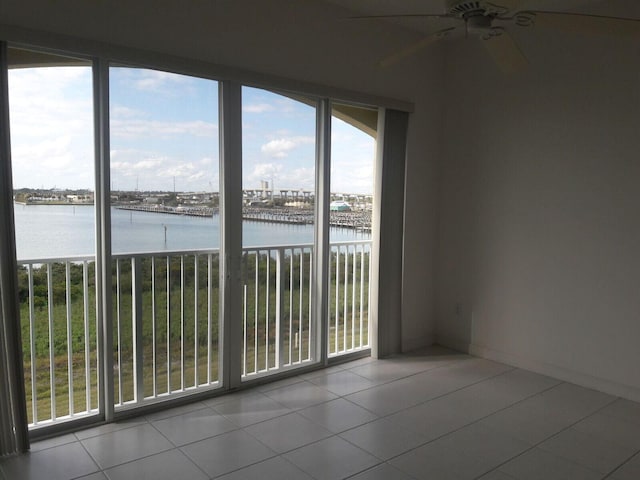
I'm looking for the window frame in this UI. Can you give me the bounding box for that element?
[0,33,406,441]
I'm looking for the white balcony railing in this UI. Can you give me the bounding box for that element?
[17,240,370,428]
[17,255,99,427]
[328,241,371,356]
[111,249,222,409]
[241,244,314,378]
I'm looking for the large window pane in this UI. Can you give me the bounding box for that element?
[109,67,220,405]
[7,44,380,430]
[8,48,97,426]
[329,104,376,355]
[241,87,316,377]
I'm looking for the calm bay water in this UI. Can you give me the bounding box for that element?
[13,204,370,260]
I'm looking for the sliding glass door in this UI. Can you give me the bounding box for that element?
[108,66,221,409]
[240,87,318,379]
[7,47,98,427]
[3,45,378,436]
[329,104,376,356]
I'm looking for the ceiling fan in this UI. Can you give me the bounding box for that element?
[348,0,640,73]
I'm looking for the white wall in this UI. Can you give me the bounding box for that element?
[437,15,640,400]
[0,0,443,352]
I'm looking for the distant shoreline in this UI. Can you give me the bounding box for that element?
[15,201,372,231]
[15,201,93,206]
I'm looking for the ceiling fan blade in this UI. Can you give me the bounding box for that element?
[482,29,528,74]
[524,11,640,37]
[345,13,451,20]
[379,27,457,68]
[483,1,524,16]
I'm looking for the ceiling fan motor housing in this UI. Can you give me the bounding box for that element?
[447,1,484,17]
[448,1,496,35]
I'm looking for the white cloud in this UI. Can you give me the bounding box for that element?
[132,70,190,92]
[8,67,94,189]
[159,163,197,178]
[273,129,293,136]
[274,97,303,114]
[243,103,275,114]
[111,105,143,118]
[111,158,164,172]
[277,167,315,190]
[136,158,163,170]
[260,136,314,158]
[248,162,282,180]
[109,151,218,191]
[261,139,296,158]
[246,163,315,191]
[14,136,72,162]
[111,118,217,139]
[8,65,374,194]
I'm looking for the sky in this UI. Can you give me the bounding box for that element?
[8,61,375,195]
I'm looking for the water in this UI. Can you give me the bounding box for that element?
[13,204,370,260]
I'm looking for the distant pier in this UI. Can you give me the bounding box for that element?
[116,204,217,217]
[116,204,371,231]
[243,207,312,225]
[244,207,371,232]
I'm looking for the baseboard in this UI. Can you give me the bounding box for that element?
[470,343,640,403]
[402,333,436,353]
[434,334,471,355]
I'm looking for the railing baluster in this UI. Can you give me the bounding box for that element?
[207,254,213,384]
[359,246,365,349]
[352,245,356,350]
[166,256,171,394]
[132,258,143,403]
[28,264,37,424]
[343,246,348,352]
[180,255,185,391]
[298,248,303,364]
[288,249,293,366]
[265,252,270,371]
[308,249,312,361]
[47,262,55,421]
[334,247,339,354]
[83,261,91,412]
[327,247,333,355]
[151,256,157,398]
[115,260,123,406]
[366,246,371,346]
[254,253,258,374]
[243,283,247,377]
[275,249,283,369]
[194,255,199,387]
[93,259,99,411]
[66,262,73,416]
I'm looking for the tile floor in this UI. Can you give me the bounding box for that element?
[2,346,640,479]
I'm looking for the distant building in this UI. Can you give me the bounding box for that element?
[330,200,351,212]
[66,194,93,204]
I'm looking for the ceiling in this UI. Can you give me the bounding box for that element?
[323,0,639,35]
[320,0,640,74]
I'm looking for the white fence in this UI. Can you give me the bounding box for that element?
[17,240,370,427]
